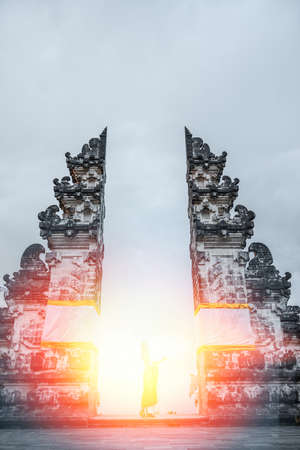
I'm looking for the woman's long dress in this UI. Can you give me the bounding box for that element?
[141,363,159,408]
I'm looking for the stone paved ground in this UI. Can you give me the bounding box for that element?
[1,426,300,450]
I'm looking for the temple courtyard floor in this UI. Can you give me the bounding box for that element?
[1,425,300,449]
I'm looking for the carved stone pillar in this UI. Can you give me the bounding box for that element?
[186,128,300,422]
[0,129,107,419]
[185,127,255,416]
[185,127,254,311]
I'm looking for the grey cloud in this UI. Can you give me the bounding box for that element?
[0,1,299,326]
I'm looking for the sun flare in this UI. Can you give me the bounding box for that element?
[97,323,196,416]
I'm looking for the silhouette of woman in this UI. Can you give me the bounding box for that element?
[140,341,166,417]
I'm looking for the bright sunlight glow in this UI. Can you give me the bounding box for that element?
[97,296,196,416]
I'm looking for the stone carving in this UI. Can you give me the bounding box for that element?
[38,204,100,239]
[279,350,297,370]
[65,128,107,172]
[0,308,14,341]
[0,352,11,370]
[3,244,49,304]
[232,251,250,267]
[248,242,273,270]
[0,387,23,407]
[191,176,239,202]
[45,251,62,267]
[53,176,101,201]
[38,205,61,238]
[246,242,292,303]
[196,251,209,265]
[287,305,300,314]
[20,319,44,348]
[84,248,102,265]
[238,351,265,370]
[280,310,300,336]
[234,204,255,226]
[195,204,255,243]
[279,384,298,404]
[185,127,227,174]
[20,244,47,271]
[220,176,240,188]
[207,385,270,408]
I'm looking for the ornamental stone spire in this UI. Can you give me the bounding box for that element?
[38,128,107,309]
[185,127,254,310]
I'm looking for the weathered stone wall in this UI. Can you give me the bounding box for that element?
[0,129,107,418]
[186,127,300,421]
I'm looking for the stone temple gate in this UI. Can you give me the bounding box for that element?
[185,127,300,421]
[0,128,300,422]
[0,129,107,417]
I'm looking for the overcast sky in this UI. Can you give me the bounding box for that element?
[0,0,299,413]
